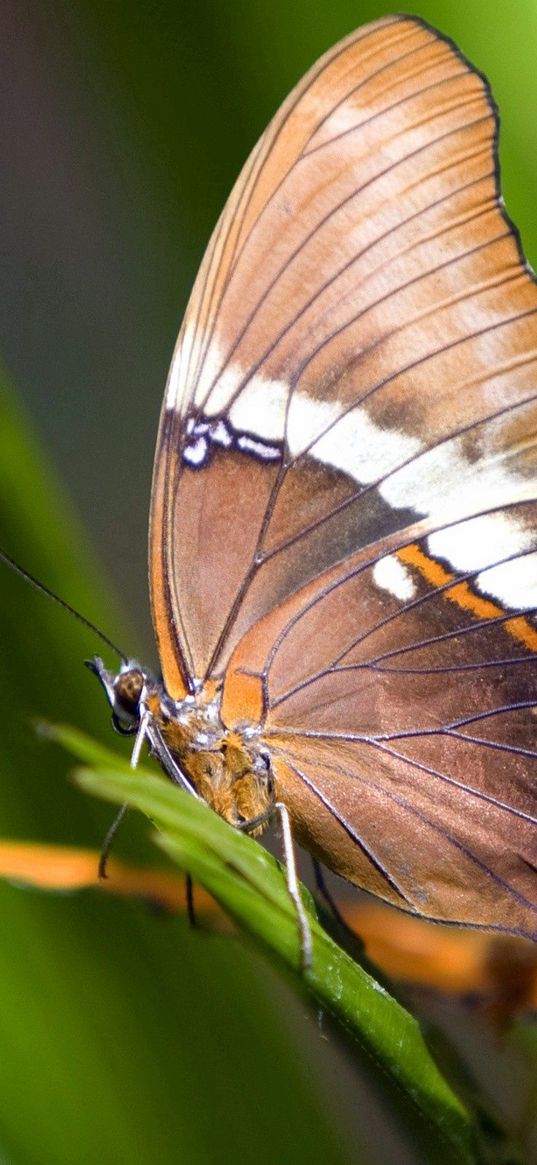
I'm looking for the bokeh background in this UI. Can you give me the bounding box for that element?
[1,2,537,1163]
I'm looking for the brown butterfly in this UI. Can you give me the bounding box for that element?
[90,14,537,967]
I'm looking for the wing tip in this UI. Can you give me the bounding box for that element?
[398,12,537,288]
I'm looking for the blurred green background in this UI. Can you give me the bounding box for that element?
[1,2,537,1162]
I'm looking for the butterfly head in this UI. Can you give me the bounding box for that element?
[86,656,149,736]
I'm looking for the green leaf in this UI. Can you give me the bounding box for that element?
[0,382,374,1165]
[50,724,477,1165]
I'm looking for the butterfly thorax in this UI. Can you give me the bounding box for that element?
[91,658,273,831]
[147,683,273,829]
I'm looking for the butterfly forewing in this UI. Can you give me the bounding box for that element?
[150,15,537,938]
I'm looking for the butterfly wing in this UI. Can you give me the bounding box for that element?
[152,13,537,686]
[150,15,537,935]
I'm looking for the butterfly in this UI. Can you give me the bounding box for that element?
[90,13,537,966]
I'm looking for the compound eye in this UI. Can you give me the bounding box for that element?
[114,668,144,719]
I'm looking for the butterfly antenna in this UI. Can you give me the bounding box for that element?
[0,545,128,662]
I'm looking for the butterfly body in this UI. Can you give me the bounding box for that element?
[95,660,273,831]
[154,690,273,831]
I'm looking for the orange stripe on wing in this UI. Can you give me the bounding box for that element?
[398,543,537,652]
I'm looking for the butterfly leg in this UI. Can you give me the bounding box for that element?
[312,859,348,932]
[241,802,312,973]
[185,873,197,928]
[132,703,199,796]
[312,859,367,963]
[97,709,151,878]
[130,707,152,769]
[98,803,130,879]
[276,801,313,973]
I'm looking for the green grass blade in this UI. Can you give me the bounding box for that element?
[0,386,370,1165]
[53,724,477,1165]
